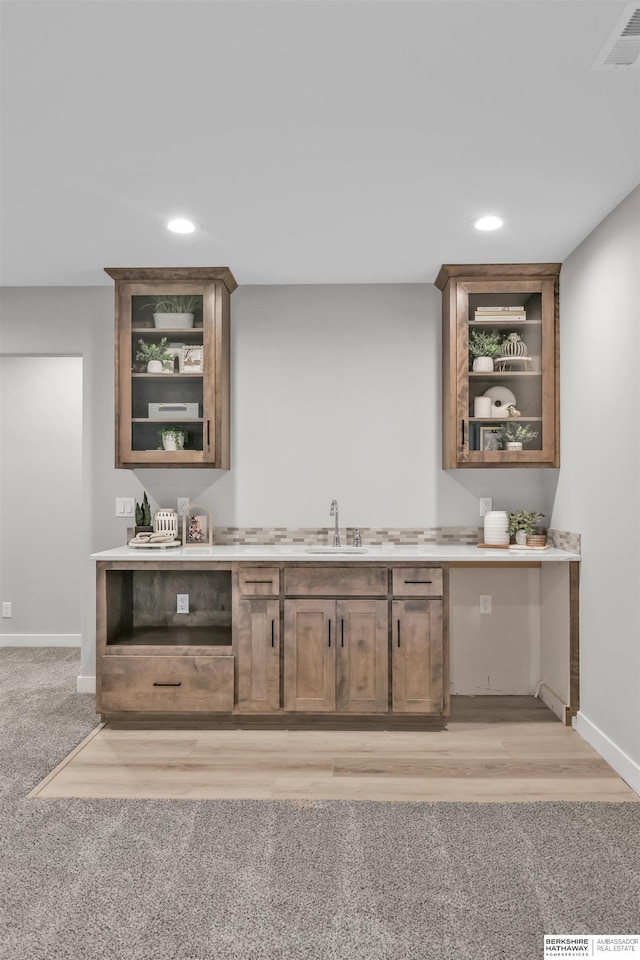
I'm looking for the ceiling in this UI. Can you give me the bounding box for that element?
[1,0,638,287]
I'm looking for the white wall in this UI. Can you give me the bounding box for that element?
[0,282,557,687]
[0,357,82,643]
[551,186,640,791]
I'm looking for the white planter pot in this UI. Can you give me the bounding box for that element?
[506,441,523,451]
[514,529,527,545]
[162,436,177,450]
[153,312,195,329]
[472,357,494,373]
[147,360,163,373]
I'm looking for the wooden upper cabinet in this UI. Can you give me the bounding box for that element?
[435,263,560,469]
[105,267,237,469]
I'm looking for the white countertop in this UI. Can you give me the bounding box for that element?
[91,544,580,563]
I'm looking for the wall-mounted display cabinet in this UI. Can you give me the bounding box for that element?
[105,266,237,469]
[435,263,561,469]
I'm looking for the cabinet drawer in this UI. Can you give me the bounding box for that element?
[100,655,234,713]
[285,568,388,597]
[238,568,280,596]
[392,568,443,598]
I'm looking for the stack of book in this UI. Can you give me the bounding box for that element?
[474,306,526,321]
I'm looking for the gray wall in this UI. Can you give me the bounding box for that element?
[0,281,558,687]
[0,357,82,642]
[551,186,640,790]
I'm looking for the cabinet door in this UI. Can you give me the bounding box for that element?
[336,599,388,713]
[235,598,280,713]
[392,599,443,714]
[284,600,336,712]
[106,267,234,470]
[437,264,560,469]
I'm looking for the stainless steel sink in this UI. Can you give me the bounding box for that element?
[304,545,369,554]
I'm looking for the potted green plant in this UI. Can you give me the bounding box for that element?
[158,426,189,452]
[508,510,545,545]
[136,337,174,374]
[469,329,504,372]
[134,492,152,534]
[500,422,539,451]
[144,295,202,330]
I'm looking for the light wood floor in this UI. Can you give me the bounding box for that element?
[30,698,638,803]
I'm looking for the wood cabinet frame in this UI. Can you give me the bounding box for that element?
[105,266,236,469]
[436,263,561,469]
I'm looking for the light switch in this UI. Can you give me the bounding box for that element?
[116,497,135,518]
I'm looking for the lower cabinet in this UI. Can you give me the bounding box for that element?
[284,598,388,713]
[234,596,280,713]
[392,599,444,713]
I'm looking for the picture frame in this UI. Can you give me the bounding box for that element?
[480,427,502,451]
[179,345,204,374]
[182,503,212,546]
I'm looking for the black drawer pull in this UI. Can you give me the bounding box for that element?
[245,579,274,584]
[461,418,465,447]
[341,619,344,647]
[153,681,182,687]
[271,619,275,648]
[397,620,401,648]
[328,621,331,648]
[404,580,432,585]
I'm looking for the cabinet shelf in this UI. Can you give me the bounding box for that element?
[469,416,542,423]
[470,319,542,326]
[469,371,541,378]
[107,626,232,648]
[131,327,204,336]
[132,417,203,424]
[131,373,203,379]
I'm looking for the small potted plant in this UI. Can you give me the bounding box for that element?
[508,510,545,546]
[469,329,504,372]
[134,492,152,534]
[500,422,539,451]
[158,426,189,451]
[136,337,174,374]
[144,295,202,330]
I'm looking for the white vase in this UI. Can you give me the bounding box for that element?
[162,436,177,451]
[506,441,523,451]
[147,360,163,373]
[472,357,494,373]
[515,529,527,545]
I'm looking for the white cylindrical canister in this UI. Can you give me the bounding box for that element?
[474,396,493,419]
[483,510,510,545]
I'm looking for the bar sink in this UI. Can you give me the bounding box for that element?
[304,545,369,554]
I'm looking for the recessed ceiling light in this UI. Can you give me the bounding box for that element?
[167,218,195,234]
[474,215,504,232]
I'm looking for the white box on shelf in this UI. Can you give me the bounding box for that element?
[148,402,199,420]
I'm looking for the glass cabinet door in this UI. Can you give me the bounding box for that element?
[107,267,235,469]
[437,265,560,469]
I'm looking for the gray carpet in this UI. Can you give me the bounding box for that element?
[1,649,639,960]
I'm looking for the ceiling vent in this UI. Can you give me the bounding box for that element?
[592,3,640,69]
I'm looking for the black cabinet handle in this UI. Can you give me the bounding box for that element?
[341,619,344,648]
[397,620,401,648]
[271,619,275,648]
[153,681,181,687]
[404,580,432,585]
[328,621,331,648]
[246,579,273,584]
[207,420,211,447]
[461,419,465,447]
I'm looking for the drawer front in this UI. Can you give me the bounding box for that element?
[238,567,280,597]
[392,567,443,598]
[100,655,234,713]
[285,567,388,597]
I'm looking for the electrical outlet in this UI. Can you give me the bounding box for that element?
[480,595,492,615]
[115,497,135,518]
[2,602,11,618]
[479,497,493,517]
[177,498,189,517]
[176,594,189,614]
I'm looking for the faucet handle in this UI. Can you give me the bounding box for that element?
[353,528,362,547]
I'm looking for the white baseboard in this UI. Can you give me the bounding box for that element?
[575,711,640,796]
[0,634,81,647]
[537,682,570,725]
[76,675,96,694]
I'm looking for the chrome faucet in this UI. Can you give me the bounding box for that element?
[330,499,340,547]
